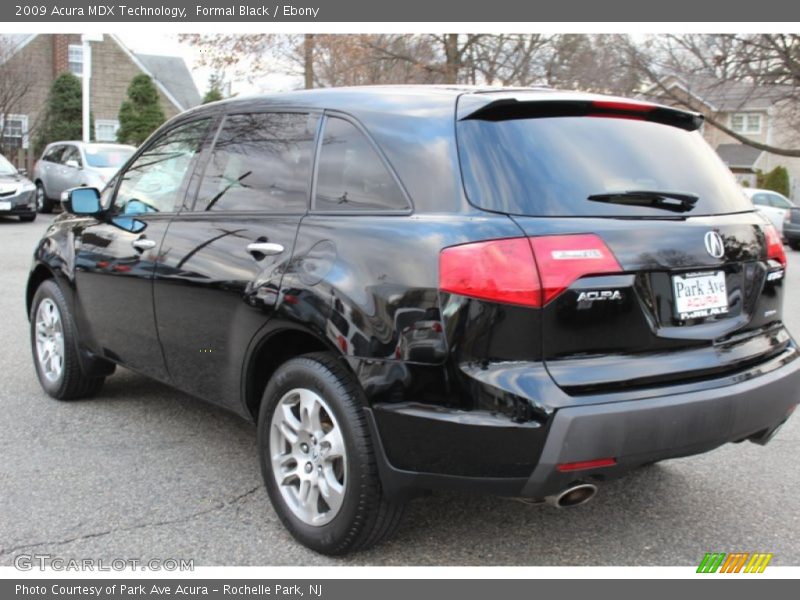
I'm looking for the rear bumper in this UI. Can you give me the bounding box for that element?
[370,348,800,500]
[520,351,800,498]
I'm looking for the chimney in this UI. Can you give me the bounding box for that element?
[52,34,70,77]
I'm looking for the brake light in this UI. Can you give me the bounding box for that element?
[439,237,540,307]
[556,457,617,472]
[589,100,657,121]
[439,234,622,308]
[763,224,786,268]
[591,100,656,113]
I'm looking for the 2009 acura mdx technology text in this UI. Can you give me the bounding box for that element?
[26,86,800,554]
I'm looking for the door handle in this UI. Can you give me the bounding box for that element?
[132,239,156,251]
[247,242,284,256]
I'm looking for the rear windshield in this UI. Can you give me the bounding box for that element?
[84,145,134,168]
[457,116,753,217]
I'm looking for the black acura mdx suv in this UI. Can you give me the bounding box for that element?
[27,87,800,554]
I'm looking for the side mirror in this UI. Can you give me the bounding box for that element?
[18,168,27,176]
[62,187,102,215]
[65,159,81,169]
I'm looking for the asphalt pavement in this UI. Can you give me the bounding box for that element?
[1,213,799,566]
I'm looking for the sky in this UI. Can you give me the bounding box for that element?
[117,33,302,98]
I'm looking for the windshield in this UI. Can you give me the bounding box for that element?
[84,145,134,168]
[0,154,17,176]
[457,116,753,217]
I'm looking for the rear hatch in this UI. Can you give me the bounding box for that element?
[456,93,790,394]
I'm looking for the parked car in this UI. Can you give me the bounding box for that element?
[0,152,37,222]
[743,187,796,236]
[27,87,800,555]
[783,206,800,250]
[32,141,135,213]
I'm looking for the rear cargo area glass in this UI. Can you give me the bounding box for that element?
[457,116,754,217]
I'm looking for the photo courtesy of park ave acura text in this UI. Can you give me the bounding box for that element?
[1,27,800,568]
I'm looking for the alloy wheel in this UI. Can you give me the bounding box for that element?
[269,387,347,526]
[35,298,65,382]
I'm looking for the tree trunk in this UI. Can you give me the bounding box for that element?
[443,34,460,84]
[304,34,314,89]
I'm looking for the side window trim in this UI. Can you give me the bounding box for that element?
[310,111,413,215]
[108,115,217,216]
[185,107,323,215]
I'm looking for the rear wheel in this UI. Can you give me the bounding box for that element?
[257,352,404,555]
[36,182,54,214]
[30,280,104,400]
[790,241,800,251]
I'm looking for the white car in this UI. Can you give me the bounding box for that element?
[32,141,135,213]
[743,187,795,235]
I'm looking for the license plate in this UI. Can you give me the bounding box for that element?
[672,271,729,320]
[0,201,11,211]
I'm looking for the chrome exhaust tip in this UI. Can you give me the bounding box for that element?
[545,483,598,508]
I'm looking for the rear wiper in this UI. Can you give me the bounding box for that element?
[587,190,699,213]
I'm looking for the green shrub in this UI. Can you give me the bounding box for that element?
[759,166,790,197]
[117,74,165,145]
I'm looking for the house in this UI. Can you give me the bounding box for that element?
[0,33,200,154]
[643,75,800,201]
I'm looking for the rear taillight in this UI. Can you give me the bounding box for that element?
[529,234,623,304]
[439,237,540,307]
[763,224,786,268]
[439,234,622,308]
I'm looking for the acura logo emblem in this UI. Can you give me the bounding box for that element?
[704,231,725,259]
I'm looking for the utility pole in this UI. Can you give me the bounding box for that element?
[81,33,104,143]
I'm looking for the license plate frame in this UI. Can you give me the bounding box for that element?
[672,270,729,320]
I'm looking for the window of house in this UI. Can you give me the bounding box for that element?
[68,44,83,76]
[1,114,29,150]
[314,117,409,212]
[196,112,319,213]
[730,113,761,135]
[95,120,119,142]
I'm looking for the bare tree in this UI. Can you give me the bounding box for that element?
[0,37,36,156]
[630,34,800,157]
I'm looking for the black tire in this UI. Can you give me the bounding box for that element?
[36,182,54,214]
[257,352,404,555]
[19,214,36,222]
[30,279,104,400]
[790,241,800,251]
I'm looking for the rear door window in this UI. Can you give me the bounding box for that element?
[767,193,792,209]
[314,116,408,212]
[457,114,753,217]
[43,145,64,163]
[60,146,82,168]
[195,112,319,213]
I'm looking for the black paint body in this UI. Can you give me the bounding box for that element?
[27,87,800,499]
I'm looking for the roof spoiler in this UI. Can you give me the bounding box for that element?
[459,98,704,132]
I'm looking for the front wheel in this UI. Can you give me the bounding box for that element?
[790,241,800,251]
[257,352,404,555]
[19,214,36,222]
[30,280,104,400]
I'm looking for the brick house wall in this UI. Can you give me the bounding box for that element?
[2,34,184,153]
